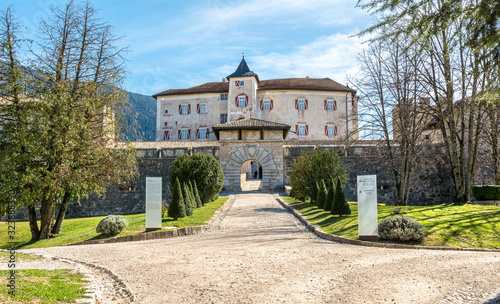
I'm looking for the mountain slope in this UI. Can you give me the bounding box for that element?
[119,92,156,141]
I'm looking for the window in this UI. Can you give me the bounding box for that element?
[220,113,228,124]
[235,80,245,86]
[295,98,308,110]
[325,125,338,137]
[325,99,337,111]
[221,94,228,100]
[197,128,209,139]
[163,129,170,141]
[240,81,245,86]
[197,103,207,114]
[179,104,191,115]
[238,96,246,107]
[178,129,191,140]
[260,99,273,111]
[164,108,169,114]
[296,124,308,136]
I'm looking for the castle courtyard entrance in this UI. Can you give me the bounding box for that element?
[212,118,290,192]
[240,160,263,191]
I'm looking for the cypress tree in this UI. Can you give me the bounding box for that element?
[183,183,194,216]
[332,178,351,217]
[188,180,197,209]
[168,178,186,220]
[324,178,335,212]
[192,180,203,207]
[316,179,327,209]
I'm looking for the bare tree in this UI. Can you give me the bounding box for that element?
[349,37,428,205]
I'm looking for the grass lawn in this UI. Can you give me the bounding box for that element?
[283,196,500,249]
[0,269,85,304]
[0,197,228,250]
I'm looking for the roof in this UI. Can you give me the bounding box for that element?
[153,77,355,98]
[212,117,290,140]
[152,82,229,98]
[226,58,253,79]
[258,78,355,93]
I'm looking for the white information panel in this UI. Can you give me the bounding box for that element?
[146,177,162,231]
[357,175,379,240]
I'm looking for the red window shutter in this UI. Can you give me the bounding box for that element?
[270,100,273,110]
[179,105,182,114]
[333,100,337,110]
[305,99,308,109]
[188,104,191,114]
[235,80,240,86]
[295,99,298,109]
[245,96,248,106]
[178,130,181,139]
[260,100,263,110]
[235,96,238,107]
[163,130,170,140]
[295,125,299,134]
[305,125,309,135]
[334,126,338,136]
[325,125,328,135]
[324,100,327,110]
[196,129,200,139]
[206,128,210,138]
[187,129,191,139]
[197,104,200,113]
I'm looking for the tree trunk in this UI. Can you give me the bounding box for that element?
[28,205,40,242]
[51,191,71,235]
[39,192,56,239]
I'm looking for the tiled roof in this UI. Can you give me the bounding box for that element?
[258,78,355,93]
[212,118,290,140]
[152,82,229,98]
[213,117,290,130]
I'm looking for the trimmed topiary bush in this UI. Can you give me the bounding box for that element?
[96,215,128,235]
[316,179,327,209]
[183,183,194,216]
[168,177,186,220]
[472,185,500,201]
[324,178,335,212]
[378,216,427,242]
[331,178,351,217]
[192,180,203,207]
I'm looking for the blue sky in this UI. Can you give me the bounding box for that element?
[7,0,374,96]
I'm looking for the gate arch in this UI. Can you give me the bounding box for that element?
[223,144,280,191]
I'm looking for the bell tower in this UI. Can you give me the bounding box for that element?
[227,56,259,122]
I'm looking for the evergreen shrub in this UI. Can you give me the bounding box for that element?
[472,185,500,200]
[170,154,224,204]
[168,177,186,220]
[331,178,351,217]
[378,216,427,242]
[96,215,128,235]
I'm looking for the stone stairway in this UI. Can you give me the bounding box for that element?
[241,179,263,191]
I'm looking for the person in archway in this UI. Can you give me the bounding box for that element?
[258,165,262,179]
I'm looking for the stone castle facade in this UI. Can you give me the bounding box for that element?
[153,58,358,142]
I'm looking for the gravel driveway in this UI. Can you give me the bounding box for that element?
[26,193,500,304]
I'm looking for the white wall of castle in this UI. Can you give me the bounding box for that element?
[156,77,357,142]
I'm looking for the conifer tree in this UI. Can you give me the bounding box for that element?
[167,178,186,220]
[332,178,351,217]
[188,180,198,209]
[183,183,194,216]
[324,178,335,212]
[316,179,327,210]
[192,180,202,207]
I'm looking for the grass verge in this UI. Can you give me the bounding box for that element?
[0,197,228,250]
[283,196,500,249]
[0,269,85,304]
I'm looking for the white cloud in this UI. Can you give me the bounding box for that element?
[249,32,370,85]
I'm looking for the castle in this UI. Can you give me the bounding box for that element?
[153,57,359,142]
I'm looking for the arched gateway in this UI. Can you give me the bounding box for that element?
[212,118,290,192]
